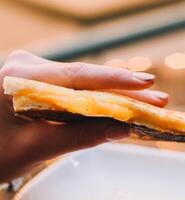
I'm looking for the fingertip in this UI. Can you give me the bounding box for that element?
[108,89,169,107]
[109,70,155,90]
[133,72,155,83]
[152,100,168,107]
[155,91,169,101]
[127,72,155,90]
[133,78,155,90]
[104,123,130,142]
[104,60,155,89]
[145,90,169,107]
[154,93,169,107]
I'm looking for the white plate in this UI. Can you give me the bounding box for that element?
[14,144,185,200]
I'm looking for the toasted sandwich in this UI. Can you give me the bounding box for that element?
[3,76,185,142]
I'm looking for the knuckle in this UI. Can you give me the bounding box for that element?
[66,62,88,88]
[0,65,18,77]
[6,50,29,61]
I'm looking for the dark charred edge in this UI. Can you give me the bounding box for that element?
[16,110,87,122]
[16,109,185,142]
[128,124,185,142]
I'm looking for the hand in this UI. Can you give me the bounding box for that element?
[0,50,168,182]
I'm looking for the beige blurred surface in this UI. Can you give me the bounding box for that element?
[1,1,185,151]
[1,1,185,150]
[1,1,185,199]
[1,1,185,55]
[14,0,172,19]
[0,0,83,53]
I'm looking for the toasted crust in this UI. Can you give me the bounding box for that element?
[16,109,185,142]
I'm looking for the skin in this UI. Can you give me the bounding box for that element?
[0,50,168,182]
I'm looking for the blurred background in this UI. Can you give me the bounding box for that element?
[2,0,185,149]
[1,0,185,198]
[1,0,185,110]
[1,1,185,142]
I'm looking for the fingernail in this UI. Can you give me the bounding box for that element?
[153,91,169,100]
[105,124,130,142]
[133,72,155,82]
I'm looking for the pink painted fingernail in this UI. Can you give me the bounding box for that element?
[133,72,155,82]
[153,91,169,100]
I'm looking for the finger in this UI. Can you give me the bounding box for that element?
[104,89,169,107]
[12,118,130,163]
[1,50,155,90]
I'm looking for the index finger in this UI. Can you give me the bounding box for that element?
[1,50,155,90]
